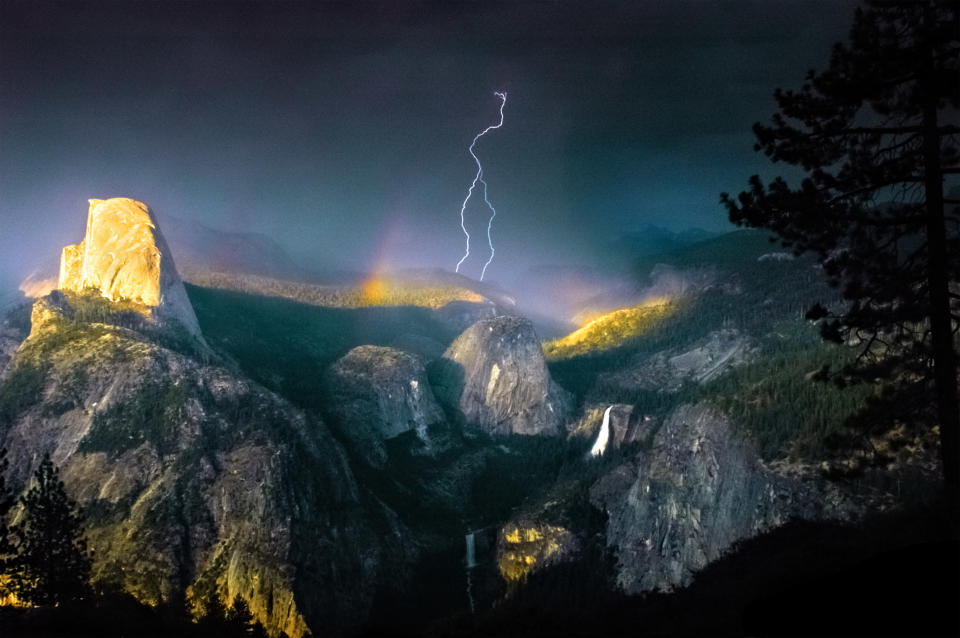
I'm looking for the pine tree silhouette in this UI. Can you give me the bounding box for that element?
[0,448,15,599]
[226,594,269,637]
[722,1,960,491]
[9,453,92,605]
[196,588,239,637]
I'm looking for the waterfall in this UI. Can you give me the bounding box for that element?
[590,405,613,456]
[465,531,477,613]
[465,532,477,569]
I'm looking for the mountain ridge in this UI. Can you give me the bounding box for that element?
[0,206,943,636]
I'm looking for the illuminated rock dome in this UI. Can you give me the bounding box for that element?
[58,197,202,336]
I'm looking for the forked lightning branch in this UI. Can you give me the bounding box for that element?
[455,91,507,282]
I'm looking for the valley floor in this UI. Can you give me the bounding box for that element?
[5,501,955,637]
[409,499,958,638]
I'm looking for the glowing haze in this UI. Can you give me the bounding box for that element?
[0,1,857,303]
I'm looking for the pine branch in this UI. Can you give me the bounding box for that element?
[813,126,922,138]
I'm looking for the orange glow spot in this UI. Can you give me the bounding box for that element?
[360,276,389,306]
[356,273,483,309]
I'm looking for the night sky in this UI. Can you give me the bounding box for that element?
[0,0,857,290]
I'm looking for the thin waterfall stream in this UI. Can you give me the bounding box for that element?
[465,531,478,613]
[590,405,614,456]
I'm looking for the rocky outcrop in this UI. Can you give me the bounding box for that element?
[590,403,816,594]
[0,292,413,637]
[433,316,571,436]
[58,198,201,337]
[598,328,752,394]
[324,345,444,467]
[666,328,752,384]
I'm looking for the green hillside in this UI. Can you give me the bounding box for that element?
[186,284,461,410]
[548,229,861,461]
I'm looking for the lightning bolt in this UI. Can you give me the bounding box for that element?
[455,91,507,281]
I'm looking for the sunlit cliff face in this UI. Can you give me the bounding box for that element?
[59,198,163,308]
[0,576,25,607]
[542,296,674,360]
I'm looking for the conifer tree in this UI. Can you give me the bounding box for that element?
[722,1,960,490]
[226,594,268,637]
[200,587,228,620]
[9,453,92,605]
[0,448,15,595]
[196,588,244,637]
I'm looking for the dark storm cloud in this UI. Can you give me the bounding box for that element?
[0,0,856,288]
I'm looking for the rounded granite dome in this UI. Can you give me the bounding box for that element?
[435,315,571,436]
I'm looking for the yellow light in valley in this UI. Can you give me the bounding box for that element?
[356,273,484,309]
[359,275,389,306]
[543,296,675,360]
[498,524,571,582]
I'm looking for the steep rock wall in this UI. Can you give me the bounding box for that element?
[324,345,444,467]
[590,403,817,593]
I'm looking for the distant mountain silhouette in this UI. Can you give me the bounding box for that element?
[603,224,719,265]
[157,213,307,281]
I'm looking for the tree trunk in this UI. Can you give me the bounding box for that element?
[921,19,960,501]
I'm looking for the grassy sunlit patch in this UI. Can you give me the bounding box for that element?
[543,297,675,361]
